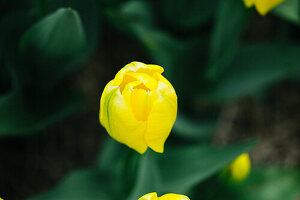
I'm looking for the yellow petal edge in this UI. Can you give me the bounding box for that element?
[99,61,177,154]
[243,0,286,15]
[138,192,190,200]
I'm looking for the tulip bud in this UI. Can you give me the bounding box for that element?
[243,0,285,15]
[138,192,190,200]
[99,61,177,154]
[223,153,251,182]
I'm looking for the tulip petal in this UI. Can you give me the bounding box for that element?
[119,72,159,94]
[138,192,158,200]
[114,62,163,86]
[243,0,255,7]
[229,153,251,181]
[159,194,190,200]
[102,84,148,154]
[99,61,177,154]
[145,76,177,153]
[99,80,118,130]
[131,89,158,121]
[255,0,285,15]
[157,75,177,102]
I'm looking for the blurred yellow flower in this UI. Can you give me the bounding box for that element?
[99,61,177,154]
[227,153,251,181]
[138,192,190,200]
[243,0,285,15]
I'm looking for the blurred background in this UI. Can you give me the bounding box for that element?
[0,0,300,199]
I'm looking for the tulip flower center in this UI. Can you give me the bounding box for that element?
[118,70,160,121]
[131,88,154,121]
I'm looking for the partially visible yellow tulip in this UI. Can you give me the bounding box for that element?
[99,61,177,154]
[138,192,190,200]
[243,0,286,15]
[225,153,251,182]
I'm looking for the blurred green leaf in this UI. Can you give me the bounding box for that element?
[159,0,218,30]
[191,167,300,200]
[49,0,99,55]
[97,138,128,172]
[207,0,250,80]
[19,7,86,88]
[120,0,154,27]
[127,150,160,200]
[134,27,210,104]
[191,176,239,200]
[203,43,300,102]
[173,114,216,141]
[127,22,208,102]
[0,85,84,135]
[113,0,180,72]
[28,169,113,200]
[0,7,87,136]
[274,0,300,24]
[105,0,181,75]
[133,26,184,78]
[237,167,300,200]
[97,138,140,199]
[20,7,86,62]
[158,141,255,194]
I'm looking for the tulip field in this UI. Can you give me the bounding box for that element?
[0,0,300,199]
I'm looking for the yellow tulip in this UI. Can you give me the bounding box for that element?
[99,61,177,154]
[138,192,190,200]
[226,153,251,182]
[243,0,285,15]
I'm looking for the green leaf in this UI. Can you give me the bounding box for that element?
[119,0,155,27]
[273,0,300,24]
[97,138,140,199]
[20,7,86,60]
[159,0,218,30]
[49,0,100,55]
[127,150,161,200]
[130,24,208,102]
[105,1,182,77]
[19,7,87,88]
[173,114,217,141]
[234,168,300,200]
[133,26,184,79]
[0,85,84,135]
[191,167,300,200]
[204,43,300,102]
[97,138,128,172]
[28,169,113,200]
[158,141,256,193]
[207,0,250,80]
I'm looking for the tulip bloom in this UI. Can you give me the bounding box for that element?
[99,61,177,154]
[243,0,285,15]
[226,153,251,182]
[138,192,190,200]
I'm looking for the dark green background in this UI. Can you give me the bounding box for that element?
[0,0,300,199]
